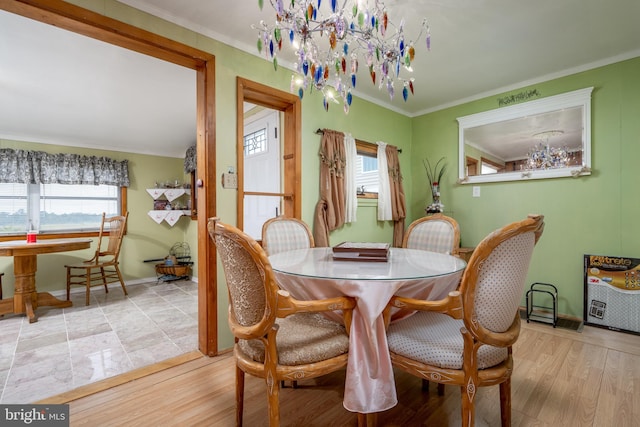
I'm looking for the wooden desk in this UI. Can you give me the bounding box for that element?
[269,247,466,417]
[0,238,92,323]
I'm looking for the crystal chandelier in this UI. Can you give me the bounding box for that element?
[526,130,570,170]
[254,0,430,113]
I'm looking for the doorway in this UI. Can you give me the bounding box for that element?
[236,78,302,232]
[0,0,218,356]
[243,108,282,239]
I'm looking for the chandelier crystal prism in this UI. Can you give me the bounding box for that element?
[525,130,571,170]
[254,0,430,113]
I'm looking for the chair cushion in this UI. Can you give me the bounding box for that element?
[387,311,508,370]
[238,312,349,365]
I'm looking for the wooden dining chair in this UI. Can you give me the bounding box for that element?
[403,213,461,256]
[261,216,315,256]
[386,214,544,427]
[261,216,317,387]
[65,212,129,305]
[208,217,355,427]
[403,213,463,395]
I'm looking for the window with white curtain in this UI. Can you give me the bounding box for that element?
[355,153,380,194]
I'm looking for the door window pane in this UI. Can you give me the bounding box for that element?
[244,128,267,156]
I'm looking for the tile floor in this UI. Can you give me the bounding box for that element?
[0,279,198,404]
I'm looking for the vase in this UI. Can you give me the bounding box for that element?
[426,183,444,214]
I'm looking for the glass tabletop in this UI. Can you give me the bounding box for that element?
[269,247,467,281]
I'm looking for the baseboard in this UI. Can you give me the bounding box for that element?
[519,306,584,332]
[53,276,197,298]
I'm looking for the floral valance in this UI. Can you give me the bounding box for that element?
[0,148,129,187]
[184,145,196,174]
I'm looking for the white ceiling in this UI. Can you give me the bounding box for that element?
[1,1,639,157]
[0,9,196,158]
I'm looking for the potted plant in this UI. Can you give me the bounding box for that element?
[424,157,447,214]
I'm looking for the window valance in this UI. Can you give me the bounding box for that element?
[0,148,130,187]
[184,145,196,174]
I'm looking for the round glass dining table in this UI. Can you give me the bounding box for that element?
[269,247,466,415]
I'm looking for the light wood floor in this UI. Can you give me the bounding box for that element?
[46,320,640,426]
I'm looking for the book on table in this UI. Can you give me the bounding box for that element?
[332,242,390,262]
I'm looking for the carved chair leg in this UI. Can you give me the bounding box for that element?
[499,379,512,427]
[267,374,281,427]
[236,365,244,427]
[236,366,244,427]
[421,379,444,395]
[460,384,476,427]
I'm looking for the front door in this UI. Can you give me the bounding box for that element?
[243,108,281,239]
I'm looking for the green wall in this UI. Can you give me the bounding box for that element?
[0,139,191,297]
[59,0,409,350]
[26,1,639,349]
[191,16,413,345]
[410,57,640,319]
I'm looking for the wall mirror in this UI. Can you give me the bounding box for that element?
[457,87,593,184]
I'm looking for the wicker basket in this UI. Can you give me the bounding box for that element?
[155,263,191,277]
[151,243,193,282]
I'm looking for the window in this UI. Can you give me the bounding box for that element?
[244,128,268,156]
[355,153,379,194]
[481,163,499,174]
[362,156,378,173]
[355,141,379,197]
[0,183,27,234]
[480,157,504,175]
[0,183,123,235]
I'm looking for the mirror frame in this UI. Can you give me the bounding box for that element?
[457,87,593,184]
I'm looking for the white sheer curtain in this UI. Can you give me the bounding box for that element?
[377,141,392,221]
[344,133,358,223]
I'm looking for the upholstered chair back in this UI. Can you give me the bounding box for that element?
[472,232,536,332]
[403,213,460,255]
[386,214,544,427]
[208,217,355,426]
[261,216,314,256]
[213,220,275,334]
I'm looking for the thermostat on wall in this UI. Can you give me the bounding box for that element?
[222,173,237,189]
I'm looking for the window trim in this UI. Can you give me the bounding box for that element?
[0,187,127,242]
